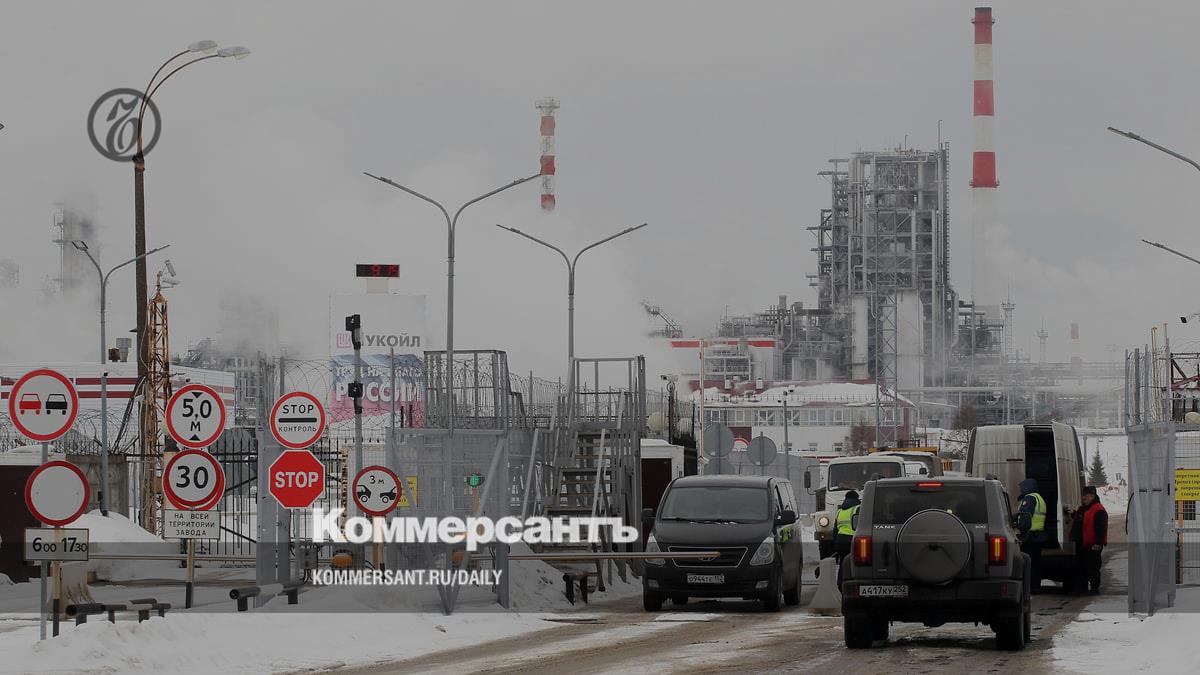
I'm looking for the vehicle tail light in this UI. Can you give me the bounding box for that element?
[915,481,943,489]
[852,535,872,566]
[987,535,1007,565]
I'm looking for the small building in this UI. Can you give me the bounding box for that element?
[696,381,916,456]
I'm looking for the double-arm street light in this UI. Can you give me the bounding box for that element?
[74,241,170,515]
[132,41,250,455]
[494,223,648,379]
[362,171,541,437]
[1107,126,1200,267]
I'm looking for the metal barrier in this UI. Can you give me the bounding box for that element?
[66,598,170,625]
[229,582,305,612]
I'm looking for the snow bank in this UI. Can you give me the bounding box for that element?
[0,608,553,674]
[73,510,178,582]
[1053,554,1198,675]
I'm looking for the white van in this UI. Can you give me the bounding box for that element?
[810,454,909,558]
[966,422,1085,585]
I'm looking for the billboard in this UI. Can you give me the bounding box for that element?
[328,294,427,428]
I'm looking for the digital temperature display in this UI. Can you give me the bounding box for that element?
[355,264,399,278]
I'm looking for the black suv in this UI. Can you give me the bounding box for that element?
[642,475,802,612]
[841,477,1031,650]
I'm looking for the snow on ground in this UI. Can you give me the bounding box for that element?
[0,524,641,673]
[1052,552,1195,675]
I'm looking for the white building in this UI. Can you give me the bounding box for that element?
[697,382,916,456]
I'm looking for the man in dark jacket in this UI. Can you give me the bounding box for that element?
[1016,478,1050,591]
[1070,486,1108,594]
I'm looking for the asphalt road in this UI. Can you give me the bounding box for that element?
[342,516,1127,675]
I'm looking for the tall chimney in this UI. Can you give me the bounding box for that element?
[970,7,999,312]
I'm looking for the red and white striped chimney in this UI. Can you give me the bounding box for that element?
[970,6,999,310]
[536,97,559,212]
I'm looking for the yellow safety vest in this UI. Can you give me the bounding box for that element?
[836,504,859,536]
[1029,492,1047,533]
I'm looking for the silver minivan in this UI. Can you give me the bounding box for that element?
[965,422,1084,585]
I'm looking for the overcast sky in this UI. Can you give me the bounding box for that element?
[2,1,1199,380]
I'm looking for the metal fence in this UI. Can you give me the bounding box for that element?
[1125,346,1180,614]
[705,450,819,516]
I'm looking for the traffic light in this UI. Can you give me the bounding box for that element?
[464,473,484,488]
[345,314,362,350]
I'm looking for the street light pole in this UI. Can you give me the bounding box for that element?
[74,242,169,515]
[494,223,648,376]
[132,42,249,463]
[363,172,541,438]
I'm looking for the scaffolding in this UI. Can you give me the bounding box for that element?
[809,147,955,388]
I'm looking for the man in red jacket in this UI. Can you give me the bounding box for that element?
[1070,486,1108,594]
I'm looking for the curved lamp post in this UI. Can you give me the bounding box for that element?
[493,223,648,378]
[74,241,170,514]
[132,42,250,457]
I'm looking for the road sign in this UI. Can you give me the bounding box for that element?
[1177,469,1200,501]
[398,475,419,507]
[163,450,225,511]
[24,528,89,562]
[353,465,402,517]
[269,450,325,509]
[166,384,226,449]
[703,423,733,458]
[269,391,326,449]
[24,460,90,526]
[7,369,79,442]
[747,435,778,467]
[163,509,220,539]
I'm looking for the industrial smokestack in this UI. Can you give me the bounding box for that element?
[970,6,999,312]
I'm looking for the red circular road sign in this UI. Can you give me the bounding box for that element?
[353,465,402,517]
[163,449,225,511]
[7,369,79,442]
[269,450,325,509]
[166,384,227,449]
[269,391,326,449]
[25,460,90,526]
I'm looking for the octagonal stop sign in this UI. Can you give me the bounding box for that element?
[268,450,325,509]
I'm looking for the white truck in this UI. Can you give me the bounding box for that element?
[808,454,910,559]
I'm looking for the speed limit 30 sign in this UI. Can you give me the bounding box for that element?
[163,449,225,511]
[166,384,227,449]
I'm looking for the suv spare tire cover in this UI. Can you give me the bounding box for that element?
[896,509,972,585]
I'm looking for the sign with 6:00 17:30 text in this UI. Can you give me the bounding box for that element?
[24,528,89,561]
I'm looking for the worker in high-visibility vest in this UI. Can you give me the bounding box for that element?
[1016,478,1049,592]
[834,490,861,587]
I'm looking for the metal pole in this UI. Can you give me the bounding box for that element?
[39,441,47,641]
[782,398,790,479]
[99,278,109,516]
[353,335,363,475]
[75,244,167,515]
[277,355,289,583]
[363,172,541,516]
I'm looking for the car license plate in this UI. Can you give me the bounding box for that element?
[686,574,724,584]
[858,585,908,598]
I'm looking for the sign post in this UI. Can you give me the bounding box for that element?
[354,466,401,569]
[163,412,226,611]
[24,458,90,638]
[8,369,82,641]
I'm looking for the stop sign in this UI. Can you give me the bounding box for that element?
[268,450,325,509]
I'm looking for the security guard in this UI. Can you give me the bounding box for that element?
[834,490,861,586]
[835,487,864,562]
[1016,478,1049,591]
